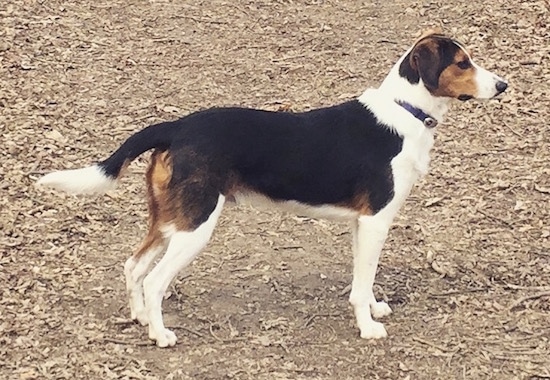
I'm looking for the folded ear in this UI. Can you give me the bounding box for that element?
[410,40,441,90]
[398,30,446,89]
[415,27,444,43]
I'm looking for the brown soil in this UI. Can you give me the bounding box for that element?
[1,0,549,379]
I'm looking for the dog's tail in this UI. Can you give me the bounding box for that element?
[36,122,176,195]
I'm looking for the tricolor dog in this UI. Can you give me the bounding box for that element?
[37,31,508,347]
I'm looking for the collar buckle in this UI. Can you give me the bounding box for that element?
[396,101,438,129]
[423,117,437,128]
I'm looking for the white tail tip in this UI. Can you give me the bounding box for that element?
[36,165,117,195]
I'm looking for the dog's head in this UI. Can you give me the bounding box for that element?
[399,30,508,100]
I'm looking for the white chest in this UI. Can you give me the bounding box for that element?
[390,129,434,200]
[400,128,434,176]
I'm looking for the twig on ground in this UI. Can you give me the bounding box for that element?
[412,337,453,353]
[492,354,548,365]
[505,283,550,291]
[169,325,204,338]
[525,371,550,379]
[209,324,247,343]
[303,313,341,328]
[339,284,352,297]
[25,157,43,176]
[508,291,550,311]
[113,319,137,326]
[274,245,303,250]
[464,328,550,344]
[477,209,514,228]
[534,184,550,194]
[175,15,228,25]
[504,122,523,137]
[101,337,154,346]
[428,287,488,298]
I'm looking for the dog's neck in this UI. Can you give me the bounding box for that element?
[368,48,451,123]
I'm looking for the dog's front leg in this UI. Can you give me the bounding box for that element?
[349,216,393,339]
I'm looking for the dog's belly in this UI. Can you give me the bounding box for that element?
[231,191,359,222]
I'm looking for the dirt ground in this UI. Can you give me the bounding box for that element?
[1,0,549,379]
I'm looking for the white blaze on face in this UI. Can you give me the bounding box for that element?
[472,61,508,98]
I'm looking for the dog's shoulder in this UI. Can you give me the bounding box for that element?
[358,89,427,139]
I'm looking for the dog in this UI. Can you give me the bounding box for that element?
[37,30,508,347]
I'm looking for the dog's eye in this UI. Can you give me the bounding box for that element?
[456,60,471,70]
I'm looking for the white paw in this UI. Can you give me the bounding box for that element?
[370,301,392,319]
[149,327,177,348]
[359,320,388,340]
[131,308,149,326]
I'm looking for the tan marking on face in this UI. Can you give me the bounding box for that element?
[433,48,478,98]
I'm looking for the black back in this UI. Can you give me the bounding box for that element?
[168,100,403,213]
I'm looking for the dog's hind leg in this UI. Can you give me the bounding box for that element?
[123,151,172,325]
[143,194,225,347]
[349,215,393,339]
[124,232,167,325]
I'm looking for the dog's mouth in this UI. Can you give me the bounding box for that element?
[458,94,473,101]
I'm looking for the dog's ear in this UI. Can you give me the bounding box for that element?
[409,39,441,90]
[399,30,445,88]
[416,27,443,42]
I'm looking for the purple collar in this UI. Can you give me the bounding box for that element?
[396,101,438,128]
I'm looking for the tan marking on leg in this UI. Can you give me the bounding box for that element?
[146,150,185,229]
[133,229,164,258]
[147,149,219,231]
[131,151,172,258]
[351,193,374,216]
[149,151,173,197]
[339,192,373,216]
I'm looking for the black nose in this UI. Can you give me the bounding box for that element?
[496,81,508,94]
